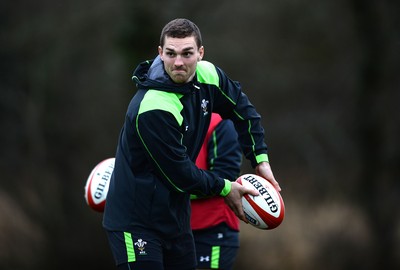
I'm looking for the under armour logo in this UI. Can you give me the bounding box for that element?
[200,256,210,262]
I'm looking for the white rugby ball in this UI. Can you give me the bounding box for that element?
[236,174,285,230]
[84,158,115,212]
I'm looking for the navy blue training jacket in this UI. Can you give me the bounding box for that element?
[103,56,269,236]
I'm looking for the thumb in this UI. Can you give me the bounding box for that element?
[244,186,259,197]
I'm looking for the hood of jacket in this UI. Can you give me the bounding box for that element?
[132,56,196,95]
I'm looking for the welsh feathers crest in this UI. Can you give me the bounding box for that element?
[201,99,209,116]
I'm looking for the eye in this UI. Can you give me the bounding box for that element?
[183,52,193,58]
[166,52,176,57]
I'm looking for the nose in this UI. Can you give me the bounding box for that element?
[174,55,183,66]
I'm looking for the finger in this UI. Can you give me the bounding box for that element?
[236,204,248,223]
[229,193,248,223]
[263,176,281,192]
[271,179,281,192]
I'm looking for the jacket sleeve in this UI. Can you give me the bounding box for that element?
[213,66,269,168]
[207,119,242,181]
[136,109,231,197]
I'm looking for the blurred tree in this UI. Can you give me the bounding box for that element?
[352,0,400,269]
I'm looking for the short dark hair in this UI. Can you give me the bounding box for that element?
[160,18,202,49]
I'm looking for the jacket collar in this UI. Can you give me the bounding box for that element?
[132,56,196,94]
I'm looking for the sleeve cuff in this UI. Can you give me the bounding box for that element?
[256,153,269,163]
[219,179,232,197]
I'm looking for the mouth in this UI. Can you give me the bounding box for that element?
[173,66,186,71]
[173,70,186,74]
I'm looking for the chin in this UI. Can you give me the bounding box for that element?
[172,76,187,84]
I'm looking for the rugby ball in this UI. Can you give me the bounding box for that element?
[236,174,285,230]
[84,158,115,212]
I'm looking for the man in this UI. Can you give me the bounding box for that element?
[191,113,242,270]
[103,18,280,270]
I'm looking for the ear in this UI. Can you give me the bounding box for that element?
[158,46,163,61]
[198,46,204,61]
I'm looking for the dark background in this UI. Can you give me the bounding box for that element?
[1,0,399,269]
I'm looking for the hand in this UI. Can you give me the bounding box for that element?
[224,181,259,223]
[255,161,281,192]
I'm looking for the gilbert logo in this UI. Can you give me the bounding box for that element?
[201,99,209,115]
[134,239,147,255]
[94,165,113,199]
[244,175,278,213]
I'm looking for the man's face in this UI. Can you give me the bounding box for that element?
[158,36,204,84]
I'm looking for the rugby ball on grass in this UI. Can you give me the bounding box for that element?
[84,158,114,212]
[236,174,285,230]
